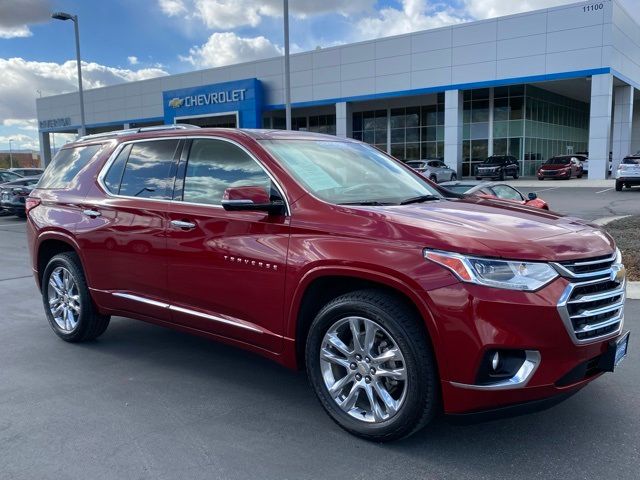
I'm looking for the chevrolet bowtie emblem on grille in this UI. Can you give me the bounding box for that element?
[168,97,184,108]
[611,264,626,283]
[223,255,278,271]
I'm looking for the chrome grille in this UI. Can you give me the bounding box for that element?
[556,253,625,344]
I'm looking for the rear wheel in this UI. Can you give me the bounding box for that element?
[538,177,544,181]
[429,175,437,183]
[42,252,110,342]
[513,170,519,179]
[615,181,623,191]
[475,176,482,180]
[306,290,439,442]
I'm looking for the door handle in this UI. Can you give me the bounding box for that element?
[170,219,196,230]
[83,209,101,218]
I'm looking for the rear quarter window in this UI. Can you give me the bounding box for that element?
[38,144,105,189]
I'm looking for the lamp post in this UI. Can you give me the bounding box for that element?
[8,139,13,169]
[52,12,86,137]
[283,0,291,130]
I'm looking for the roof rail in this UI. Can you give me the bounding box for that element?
[77,124,201,141]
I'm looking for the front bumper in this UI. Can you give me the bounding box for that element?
[423,275,627,414]
[538,170,570,179]
[0,196,26,213]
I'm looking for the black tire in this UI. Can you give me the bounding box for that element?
[41,252,110,342]
[615,181,623,191]
[15,211,27,219]
[513,171,519,179]
[305,289,439,442]
[498,170,505,181]
[450,173,457,181]
[577,173,583,179]
[625,183,632,189]
[429,175,437,183]
[538,177,544,181]
[475,176,482,180]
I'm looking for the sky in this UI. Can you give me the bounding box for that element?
[0,0,639,152]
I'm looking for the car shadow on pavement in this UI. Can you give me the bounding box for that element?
[70,315,633,479]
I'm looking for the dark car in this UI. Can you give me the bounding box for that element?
[537,155,584,180]
[0,176,40,218]
[0,169,23,183]
[475,155,519,180]
[9,167,44,177]
[25,125,628,441]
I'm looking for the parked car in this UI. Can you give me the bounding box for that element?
[406,159,456,183]
[475,155,519,180]
[9,167,44,177]
[0,176,40,218]
[579,153,613,175]
[0,169,23,183]
[537,155,584,180]
[441,181,549,209]
[26,126,628,442]
[615,153,640,191]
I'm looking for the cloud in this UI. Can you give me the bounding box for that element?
[355,0,465,40]
[0,133,40,151]
[159,0,374,29]
[0,0,51,39]
[0,58,168,150]
[128,56,139,65]
[462,0,572,20]
[180,32,282,68]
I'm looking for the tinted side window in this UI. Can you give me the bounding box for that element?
[38,144,103,189]
[119,140,179,199]
[492,185,523,201]
[183,139,271,206]
[103,144,132,194]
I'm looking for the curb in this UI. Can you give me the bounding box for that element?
[592,215,631,226]
[628,282,640,300]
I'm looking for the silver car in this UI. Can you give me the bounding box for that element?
[406,159,457,183]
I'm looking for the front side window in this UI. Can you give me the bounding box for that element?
[491,185,523,201]
[118,140,179,199]
[261,139,441,205]
[38,144,104,189]
[182,139,272,206]
[622,157,640,165]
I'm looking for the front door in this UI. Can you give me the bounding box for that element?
[76,139,182,320]
[164,138,290,351]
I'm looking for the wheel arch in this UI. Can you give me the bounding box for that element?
[35,233,82,289]
[288,267,441,370]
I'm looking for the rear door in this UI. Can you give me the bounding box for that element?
[75,139,182,320]
[164,137,290,351]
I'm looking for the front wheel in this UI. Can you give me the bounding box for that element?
[306,290,439,442]
[498,170,505,181]
[42,252,111,342]
[615,181,623,191]
[429,175,437,183]
[450,173,457,181]
[513,171,519,179]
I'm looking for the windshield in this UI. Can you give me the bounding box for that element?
[623,157,640,165]
[546,157,570,165]
[406,161,426,168]
[260,140,441,205]
[482,157,507,164]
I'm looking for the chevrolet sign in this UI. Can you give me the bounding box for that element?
[168,89,246,109]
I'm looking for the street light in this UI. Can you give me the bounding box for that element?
[8,139,13,169]
[52,11,86,137]
[283,0,291,130]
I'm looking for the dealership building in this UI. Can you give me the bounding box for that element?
[36,0,640,179]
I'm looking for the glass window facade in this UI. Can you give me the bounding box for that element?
[352,93,445,162]
[263,114,336,135]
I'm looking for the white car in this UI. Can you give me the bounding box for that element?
[615,154,640,191]
[406,159,457,183]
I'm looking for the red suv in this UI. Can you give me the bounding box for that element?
[27,126,629,441]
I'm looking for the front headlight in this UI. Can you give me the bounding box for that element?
[424,249,559,291]
[615,247,622,265]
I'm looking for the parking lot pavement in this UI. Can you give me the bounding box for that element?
[1,216,639,480]
[510,184,640,221]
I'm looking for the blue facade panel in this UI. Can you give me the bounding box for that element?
[162,78,263,128]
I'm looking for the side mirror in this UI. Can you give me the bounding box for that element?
[528,192,538,200]
[221,186,285,215]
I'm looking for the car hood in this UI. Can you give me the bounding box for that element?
[353,198,613,261]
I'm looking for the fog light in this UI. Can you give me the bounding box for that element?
[491,351,501,371]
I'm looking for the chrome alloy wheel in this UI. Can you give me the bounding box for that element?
[47,266,81,332]
[319,316,408,423]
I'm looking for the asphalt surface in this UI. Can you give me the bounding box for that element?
[1,197,639,480]
[513,184,640,220]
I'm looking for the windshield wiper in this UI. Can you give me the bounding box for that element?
[339,201,388,206]
[400,195,440,205]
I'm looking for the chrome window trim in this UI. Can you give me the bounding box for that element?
[449,350,541,391]
[111,292,263,334]
[96,135,291,216]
